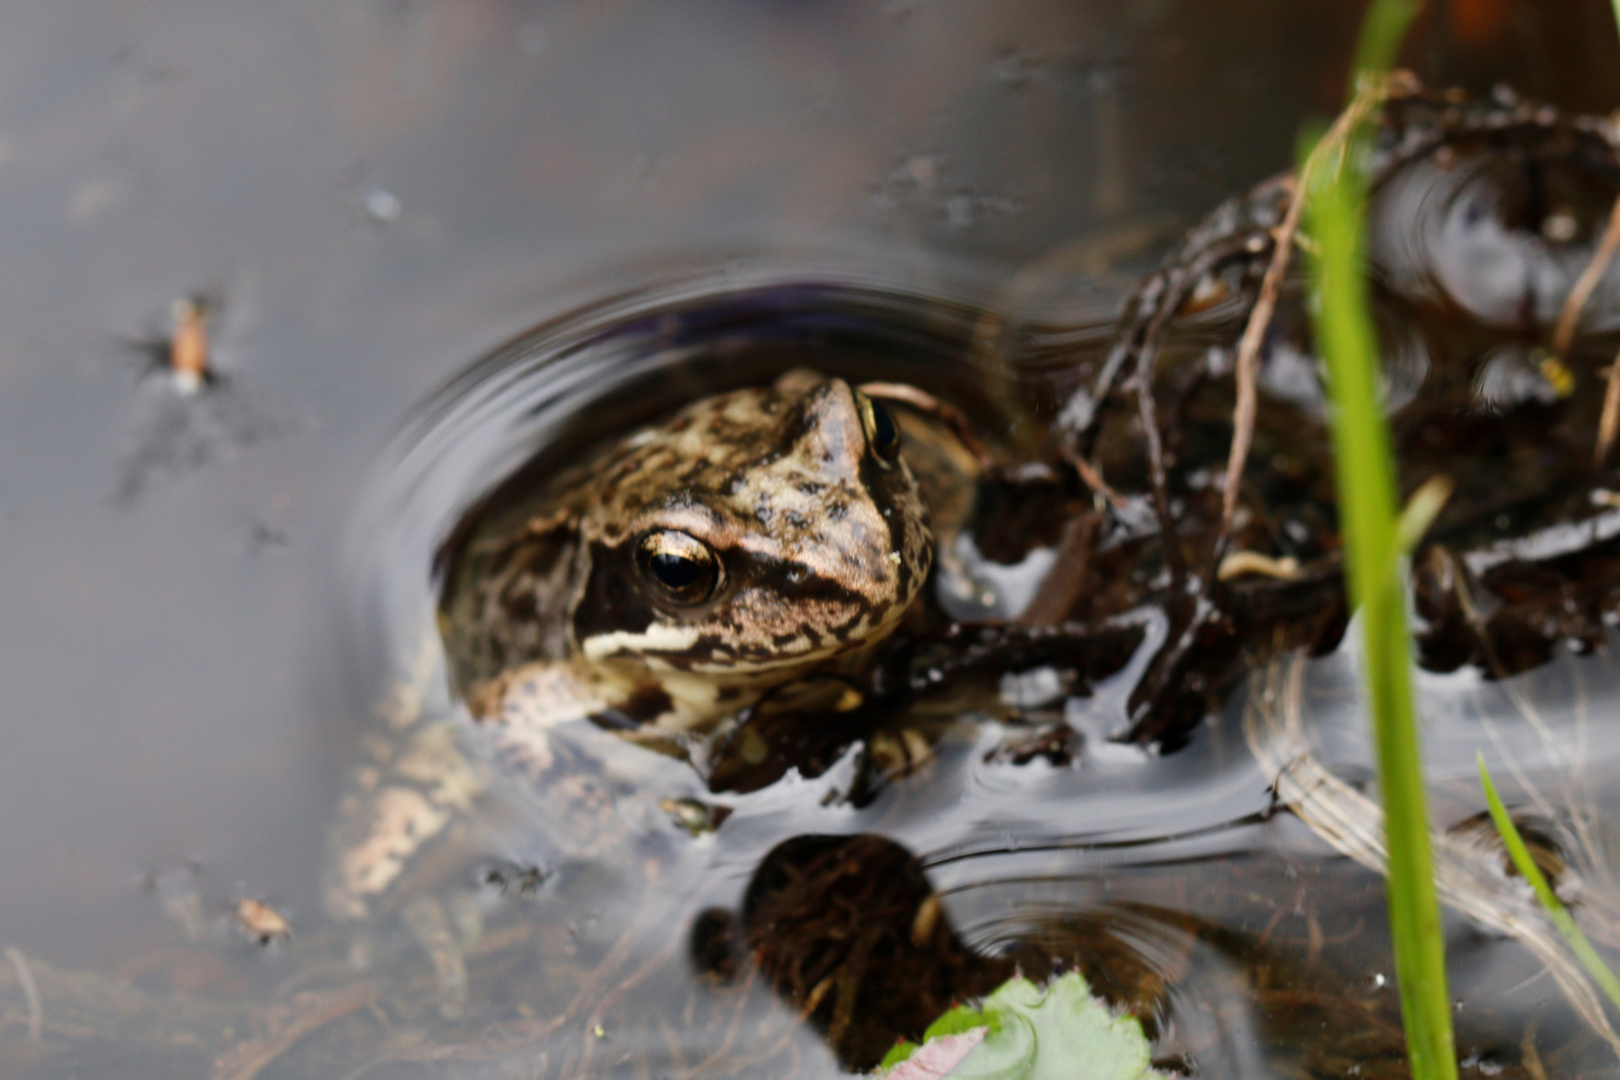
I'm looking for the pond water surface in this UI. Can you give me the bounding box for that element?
[5,2,1620,1078]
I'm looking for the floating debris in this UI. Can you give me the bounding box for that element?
[659,796,731,837]
[126,292,220,395]
[477,860,548,895]
[115,292,280,505]
[984,722,1080,767]
[166,295,212,395]
[234,898,292,945]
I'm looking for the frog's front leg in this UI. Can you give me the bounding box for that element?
[323,720,489,923]
[323,707,491,1023]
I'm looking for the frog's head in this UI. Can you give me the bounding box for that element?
[571,370,933,709]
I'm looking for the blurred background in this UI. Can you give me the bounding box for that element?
[0,0,1616,978]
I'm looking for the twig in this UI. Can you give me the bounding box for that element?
[1131,307,1190,585]
[1069,453,1128,510]
[1597,355,1620,469]
[571,921,690,1080]
[1017,513,1101,625]
[1221,180,1300,535]
[212,984,375,1080]
[0,948,253,1053]
[5,947,42,1043]
[1220,73,1396,536]
[1553,192,1620,361]
[676,967,759,1080]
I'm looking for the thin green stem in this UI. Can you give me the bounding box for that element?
[1302,4,1453,1076]
[1478,754,1620,1013]
[1305,154,1456,1080]
[1352,0,1422,85]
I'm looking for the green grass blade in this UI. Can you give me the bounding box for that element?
[1352,0,1423,85]
[1478,754,1620,1013]
[1304,150,1456,1080]
[1302,4,1454,1072]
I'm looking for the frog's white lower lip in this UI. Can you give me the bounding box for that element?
[583,603,910,674]
[580,623,703,661]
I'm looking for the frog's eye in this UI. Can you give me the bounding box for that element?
[636,530,723,605]
[856,391,902,466]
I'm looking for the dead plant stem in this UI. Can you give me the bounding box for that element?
[1220,73,1399,535]
[1554,193,1620,362]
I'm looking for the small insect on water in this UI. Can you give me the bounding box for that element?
[126,292,220,395]
[234,898,293,945]
[166,296,212,395]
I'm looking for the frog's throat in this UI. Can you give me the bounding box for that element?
[470,627,889,736]
[478,659,757,730]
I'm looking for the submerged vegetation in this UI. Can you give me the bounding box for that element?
[1480,755,1620,1017]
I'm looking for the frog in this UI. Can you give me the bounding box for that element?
[441,367,935,742]
[322,369,949,931]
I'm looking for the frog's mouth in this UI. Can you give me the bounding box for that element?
[577,590,916,676]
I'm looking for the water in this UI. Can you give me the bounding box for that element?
[321,265,1620,1077]
[329,268,1313,1076]
[4,0,1620,1077]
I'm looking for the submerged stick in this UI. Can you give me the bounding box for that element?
[1219,73,1399,538]
[0,949,255,1055]
[1597,356,1620,469]
[1552,194,1620,363]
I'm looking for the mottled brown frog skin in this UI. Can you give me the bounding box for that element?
[325,371,936,920]
[440,369,935,743]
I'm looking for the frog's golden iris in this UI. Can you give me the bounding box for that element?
[636,529,722,606]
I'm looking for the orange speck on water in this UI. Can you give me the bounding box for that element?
[169,298,210,381]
